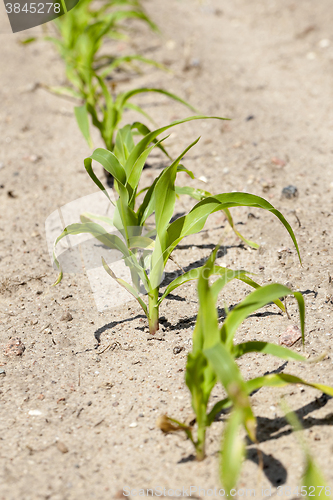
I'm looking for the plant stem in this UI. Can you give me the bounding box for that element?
[148,288,159,334]
[196,425,206,461]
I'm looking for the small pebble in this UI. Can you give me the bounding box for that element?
[281,185,298,199]
[28,410,42,416]
[318,39,330,48]
[0,368,6,376]
[3,337,25,357]
[129,422,138,428]
[56,441,69,453]
[60,311,73,322]
[173,346,183,355]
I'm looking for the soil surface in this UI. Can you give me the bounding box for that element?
[1,0,333,499]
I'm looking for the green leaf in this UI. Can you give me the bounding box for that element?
[233,341,306,362]
[208,372,333,425]
[125,115,227,177]
[19,37,37,44]
[101,257,148,316]
[83,157,110,203]
[131,122,171,160]
[116,87,198,114]
[89,148,127,186]
[157,266,251,306]
[220,283,305,348]
[224,207,259,249]
[282,403,332,499]
[220,409,246,494]
[166,193,301,265]
[74,104,93,148]
[185,351,216,428]
[175,186,210,201]
[245,373,333,398]
[80,212,114,227]
[204,342,256,442]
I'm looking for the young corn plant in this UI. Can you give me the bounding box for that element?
[54,116,302,334]
[47,0,160,101]
[158,248,333,492]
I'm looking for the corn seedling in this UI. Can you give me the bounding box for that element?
[158,248,333,492]
[47,0,159,100]
[54,116,303,334]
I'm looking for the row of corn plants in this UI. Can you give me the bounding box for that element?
[40,1,332,493]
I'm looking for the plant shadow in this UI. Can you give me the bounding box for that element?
[245,392,333,486]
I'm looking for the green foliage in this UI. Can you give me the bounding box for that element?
[159,248,333,492]
[282,402,332,499]
[48,0,158,92]
[44,0,196,152]
[54,118,302,334]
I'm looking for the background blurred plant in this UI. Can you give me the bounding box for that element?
[41,0,197,184]
[282,401,332,498]
[158,247,333,492]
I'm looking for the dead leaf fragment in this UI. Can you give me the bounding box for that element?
[156,415,187,433]
[56,441,68,454]
[279,324,302,347]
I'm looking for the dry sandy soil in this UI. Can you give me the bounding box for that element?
[1,0,333,498]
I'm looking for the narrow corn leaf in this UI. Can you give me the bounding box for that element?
[204,342,256,441]
[157,267,255,306]
[42,84,82,99]
[101,257,148,316]
[116,87,198,114]
[127,137,168,200]
[220,284,305,348]
[113,124,134,166]
[84,157,110,203]
[131,122,171,160]
[52,222,130,285]
[239,275,285,312]
[155,138,200,236]
[220,409,246,494]
[224,207,259,249]
[245,373,333,398]
[90,148,126,185]
[175,186,211,201]
[125,116,228,175]
[185,351,216,424]
[80,213,114,227]
[283,404,332,499]
[54,222,130,256]
[233,341,306,362]
[166,193,301,264]
[124,102,156,125]
[100,55,165,77]
[176,166,195,179]
[74,105,93,148]
[207,372,333,425]
[302,459,331,498]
